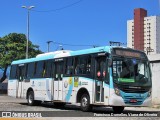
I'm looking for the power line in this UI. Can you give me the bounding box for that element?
[31,0,83,13]
[53,41,98,47]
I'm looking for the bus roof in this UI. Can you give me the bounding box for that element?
[11,46,128,65]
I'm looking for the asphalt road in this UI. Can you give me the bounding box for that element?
[0,95,159,120]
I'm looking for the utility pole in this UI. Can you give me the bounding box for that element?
[47,41,53,52]
[146,47,154,55]
[22,6,35,59]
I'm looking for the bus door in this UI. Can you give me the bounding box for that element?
[94,55,109,103]
[16,64,25,98]
[53,60,64,101]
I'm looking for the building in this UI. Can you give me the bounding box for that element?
[127,8,160,55]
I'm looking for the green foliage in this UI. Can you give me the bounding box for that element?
[0,33,42,67]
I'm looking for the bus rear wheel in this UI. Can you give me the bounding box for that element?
[112,106,124,113]
[80,94,92,112]
[27,91,35,106]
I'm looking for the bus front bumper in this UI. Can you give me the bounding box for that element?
[109,94,152,107]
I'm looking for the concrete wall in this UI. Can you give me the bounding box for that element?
[148,54,160,105]
[150,62,160,104]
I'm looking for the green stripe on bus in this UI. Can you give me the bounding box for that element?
[118,78,135,82]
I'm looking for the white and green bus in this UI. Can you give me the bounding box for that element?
[8,46,152,112]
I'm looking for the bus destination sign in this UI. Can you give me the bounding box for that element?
[115,49,141,58]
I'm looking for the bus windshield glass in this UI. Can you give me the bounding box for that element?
[112,57,151,87]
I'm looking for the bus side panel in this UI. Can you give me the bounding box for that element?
[63,77,93,104]
[63,77,74,102]
[103,83,110,105]
[23,82,31,99]
[44,78,52,101]
[28,79,52,101]
[8,79,17,97]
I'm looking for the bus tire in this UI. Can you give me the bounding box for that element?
[80,94,92,112]
[112,106,124,113]
[27,91,35,106]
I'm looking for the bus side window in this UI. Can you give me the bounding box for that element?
[96,57,106,80]
[10,65,18,79]
[44,60,52,78]
[65,57,73,75]
[17,65,25,81]
[26,62,35,79]
[34,61,44,78]
[74,57,79,75]
[86,57,91,75]
[74,55,91,75]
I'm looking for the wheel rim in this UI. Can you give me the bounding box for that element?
[28,94,33,103]
[82,97,88,107]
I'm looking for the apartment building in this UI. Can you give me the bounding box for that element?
[127,8,160,55]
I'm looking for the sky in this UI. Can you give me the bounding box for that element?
[0,0,159,52]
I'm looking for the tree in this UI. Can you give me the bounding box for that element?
[0,33,42,82]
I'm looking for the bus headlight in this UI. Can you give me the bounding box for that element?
[114,88,120,96]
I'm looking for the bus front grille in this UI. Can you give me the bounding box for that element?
[119,86,150,93]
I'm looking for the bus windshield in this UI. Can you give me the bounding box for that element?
[112,57,151,87]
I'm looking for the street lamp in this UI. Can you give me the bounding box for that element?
[22,5,35,59]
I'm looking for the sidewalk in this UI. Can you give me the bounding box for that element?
[0,94,26,103]
[152,104,160,109]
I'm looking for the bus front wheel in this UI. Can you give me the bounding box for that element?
[80,94,92,112]
[112,106,124,113]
